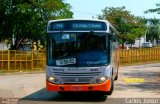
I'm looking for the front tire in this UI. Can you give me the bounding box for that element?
[58,91,67,95]
[115,62,119,81]
[114,70,118,80]
[104,76,114,95]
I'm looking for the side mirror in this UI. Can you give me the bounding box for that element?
[112,33,117,42]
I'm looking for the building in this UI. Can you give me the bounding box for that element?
[0,42,9,50]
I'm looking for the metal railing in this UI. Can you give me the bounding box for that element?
[120,48,160,65]
[0,48,160,72]
[0,50,46,72]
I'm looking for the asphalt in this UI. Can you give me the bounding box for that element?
[0,63,160,104]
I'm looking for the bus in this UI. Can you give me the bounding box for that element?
[46,19,119,95]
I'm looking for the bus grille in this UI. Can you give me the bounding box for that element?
[53,72,101,84]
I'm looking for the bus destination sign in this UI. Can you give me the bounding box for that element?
[72,23,102,30]
[49,20,107,31]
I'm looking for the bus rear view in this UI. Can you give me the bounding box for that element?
[46,19,119,95]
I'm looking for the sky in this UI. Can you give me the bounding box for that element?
[65,0,160,19]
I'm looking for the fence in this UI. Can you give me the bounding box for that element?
[120,48,160,65]
[0,50,46,72]
[0,48,160,72]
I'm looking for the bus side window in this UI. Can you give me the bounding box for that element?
[106,34,108,49]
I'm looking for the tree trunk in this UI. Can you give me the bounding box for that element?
[122,43,125,49]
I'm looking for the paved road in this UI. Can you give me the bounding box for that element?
[0,63,160,104]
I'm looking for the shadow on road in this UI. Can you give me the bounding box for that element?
[18,88,107,103]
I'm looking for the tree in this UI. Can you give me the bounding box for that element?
[145,3,160,14]
[0,0,73,50]
[145,18,160,45]
[145,4,160,45]
[97,6,146,48]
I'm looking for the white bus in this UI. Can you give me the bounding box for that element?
[46,19,119,95]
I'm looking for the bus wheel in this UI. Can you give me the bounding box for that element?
[114,69,118,80]
[105,76,114,95]
[114,73,118,80]
[58,91,67,95]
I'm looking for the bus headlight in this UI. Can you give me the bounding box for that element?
[48,76,64,84]
[49,76,55,81]
[90,76,110,84]
[100,77,106,82]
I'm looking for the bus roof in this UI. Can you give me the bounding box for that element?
[48,18,110,24]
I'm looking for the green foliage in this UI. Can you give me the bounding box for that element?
[145,3,160,14]
[98,6,146,45]
[0,0,73,49]
[145,3,160,43]
[145,18,160,42]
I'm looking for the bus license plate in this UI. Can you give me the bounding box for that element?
[56,58,76,66]
[70,86,82,91]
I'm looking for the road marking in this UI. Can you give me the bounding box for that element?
[123,78,144,84]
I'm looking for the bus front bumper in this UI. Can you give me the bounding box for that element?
[46,79,111,92]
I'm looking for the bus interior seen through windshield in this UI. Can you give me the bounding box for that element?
[47,32,110,67]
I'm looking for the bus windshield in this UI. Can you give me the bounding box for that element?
[47,32,109,67]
